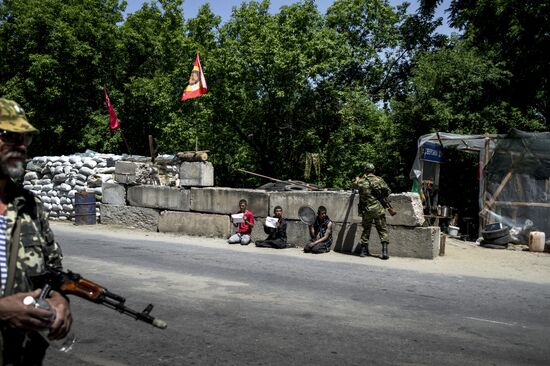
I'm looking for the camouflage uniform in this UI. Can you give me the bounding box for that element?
[0,98,63,364]
[356,174,391,248]
[0,179,64,364]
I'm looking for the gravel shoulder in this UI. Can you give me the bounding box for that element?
[50,221,550,285]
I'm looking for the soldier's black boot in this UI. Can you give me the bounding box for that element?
[359,244,370,257]
[381,242,389,260]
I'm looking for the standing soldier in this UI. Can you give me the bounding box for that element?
[354,163,393,260]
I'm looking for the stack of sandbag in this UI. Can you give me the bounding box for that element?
[23,153,122,220]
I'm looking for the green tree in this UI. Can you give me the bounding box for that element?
[419,0,549,126]
[115,0,194,156]
[326,0,444,104]
[198,0,351,186]
[0,0,126,155]
[388,41,544,192]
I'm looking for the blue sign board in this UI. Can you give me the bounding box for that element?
[421,142,444,163]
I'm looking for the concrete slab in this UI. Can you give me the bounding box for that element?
[333,224,440,259]
[190,187,270,217]
[114,161,140,184]
[115,161,139,174]
[101,182,127,206]
[269,191,361,223]
[269,191,425,227]
[100,204,159,231]
[127,185,190,211]
[386,192,425,227]
[179,162,214,187]
[285,219,439,259]
[158,211,231,238]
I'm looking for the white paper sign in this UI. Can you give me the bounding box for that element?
[231,213,244,223]
[265,216,279,228]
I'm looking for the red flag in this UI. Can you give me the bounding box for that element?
[181,53,208,101]
[104,87,120,130]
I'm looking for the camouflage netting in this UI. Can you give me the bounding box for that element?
[410,129,550,244]
[484,129,550,243]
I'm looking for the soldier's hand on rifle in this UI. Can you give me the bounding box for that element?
[0,290,52,331]
[46,290,72,340]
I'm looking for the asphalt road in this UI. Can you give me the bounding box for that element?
[44,224,550,366]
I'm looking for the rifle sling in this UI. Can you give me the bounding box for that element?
[5,217,21,296]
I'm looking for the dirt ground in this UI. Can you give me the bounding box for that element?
[50,222,550,285]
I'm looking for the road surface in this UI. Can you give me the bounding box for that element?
[44,222,550,365]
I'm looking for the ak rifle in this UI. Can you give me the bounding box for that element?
[34,267,167,329]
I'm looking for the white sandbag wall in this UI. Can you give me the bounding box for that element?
[23,153,121,220]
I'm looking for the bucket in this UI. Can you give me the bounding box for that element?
[74,191,96,225]
[528,231,545,252]
[448,225,459,237]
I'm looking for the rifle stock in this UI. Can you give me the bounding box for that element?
[36,267,167,329]
[380,198,397,216]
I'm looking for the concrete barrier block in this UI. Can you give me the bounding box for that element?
[100,204,159,231]
[333,224,440,259]
[387,192,425,227]
[285,220,312,246]
[127,185,190,211]
[190,187,270,217]
[158,211,231,238]
[286,218,439,259]
[102,182,126,206]
[269,191,361,223]
[285,220,359,250]
[114,161,141,184]
[115,161,139,174]
[114,173,135,184]
[270,191,425,226]
[179,162,214,187]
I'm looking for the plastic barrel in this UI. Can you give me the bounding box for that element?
[528,231,545,252]
[74,191,96,225]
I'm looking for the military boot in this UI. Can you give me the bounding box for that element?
[359,244,370,257]
[381,242,389,260]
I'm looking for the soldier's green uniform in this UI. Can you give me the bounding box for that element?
[1,180,64,365]
[355,164,391,259]
[0,98,64,365]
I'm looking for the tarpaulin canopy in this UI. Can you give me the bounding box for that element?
[409,132,498,180]
[410,129,550,242]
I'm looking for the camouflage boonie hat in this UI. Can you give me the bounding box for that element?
[365,163,375,172]
[0,98,39,133]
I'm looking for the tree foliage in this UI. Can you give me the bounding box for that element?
[0,0,546,192]
[419,0,549,125]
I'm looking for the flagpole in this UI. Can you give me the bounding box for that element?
[119,127,132,156]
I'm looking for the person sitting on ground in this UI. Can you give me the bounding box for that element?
[228,199,255,245]
[304,206,333,254]
[255,206,288,249]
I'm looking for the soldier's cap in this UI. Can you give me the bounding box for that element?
[365,163,375,172]
[0,98,39,133]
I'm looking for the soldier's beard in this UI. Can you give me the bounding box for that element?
[0,151,26,179]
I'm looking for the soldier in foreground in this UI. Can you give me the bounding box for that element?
[0,98,72,365]
[354,163,394,260]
